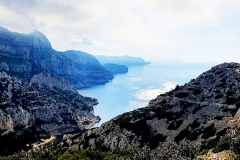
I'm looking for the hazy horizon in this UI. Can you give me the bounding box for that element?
[1,0,240,63]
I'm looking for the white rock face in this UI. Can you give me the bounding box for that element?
[0,109,13,131]
[30,72,77,93]
[5,106,32,127]
[0,62,9,71]
[0,72,100,136]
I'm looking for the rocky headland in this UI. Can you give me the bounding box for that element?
[0,26,113,89]
[63,50,114,85]
[102,63,128,75]
[0,71,100,156]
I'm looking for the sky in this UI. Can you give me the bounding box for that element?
[0,0,240,63]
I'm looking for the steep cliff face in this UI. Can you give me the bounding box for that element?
[0,27,113,88]
[62,62,240,151]
[63,50,114,85]
[0,72,100,155]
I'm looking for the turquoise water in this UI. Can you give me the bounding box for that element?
[78,62,217,126]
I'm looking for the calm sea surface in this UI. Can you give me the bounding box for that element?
[78,62,218,126]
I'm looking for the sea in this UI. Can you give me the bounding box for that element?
[78,61,218,127]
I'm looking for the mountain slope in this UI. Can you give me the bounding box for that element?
[0,26,113,88]
[0,72,100,156]
[62,62,240,151]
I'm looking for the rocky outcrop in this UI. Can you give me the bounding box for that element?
[62,62,240,151]
[95,55,150,66]
[103,63,128,74]
[0,71,100,135]
[30,72,77,93]
[63,50,114,85]
[0,26,113,88]
[198,149,235,160]
[0,72,100,155]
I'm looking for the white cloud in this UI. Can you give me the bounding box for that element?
[0,5,35,32]
[1,0,240,62]
[46,31,102,46]
[44,30,121,51]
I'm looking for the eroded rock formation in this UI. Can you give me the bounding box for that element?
[0,72,100,143]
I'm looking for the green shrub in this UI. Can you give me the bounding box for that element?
[151,140,199,160]
[213,128,240,159]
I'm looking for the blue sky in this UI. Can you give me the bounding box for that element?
[1,0,240,63]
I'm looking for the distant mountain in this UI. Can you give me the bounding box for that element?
[62,50,114,85]
[95,55,150,66]
[0,26,113,89]
[102,63,128,74]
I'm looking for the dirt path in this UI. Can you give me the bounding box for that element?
[33,136,55,148]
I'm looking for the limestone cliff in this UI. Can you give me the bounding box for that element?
[0,72,100,134]
[0,26,113,88]
[0,72,100,155]
[62,62,240,151]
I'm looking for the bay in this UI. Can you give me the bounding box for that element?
[78,61,218,126]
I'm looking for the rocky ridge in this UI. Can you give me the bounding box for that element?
[61,62,240,152]
[0,26,113,89]
[0,71,100,135]
[30,72,77,93]
[0,71,100,155]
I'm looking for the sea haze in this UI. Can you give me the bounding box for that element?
[78,61,217,126]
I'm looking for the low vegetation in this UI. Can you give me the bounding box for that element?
[213,128,240,159]
[0,140,200,160]
[3,128,240,160]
